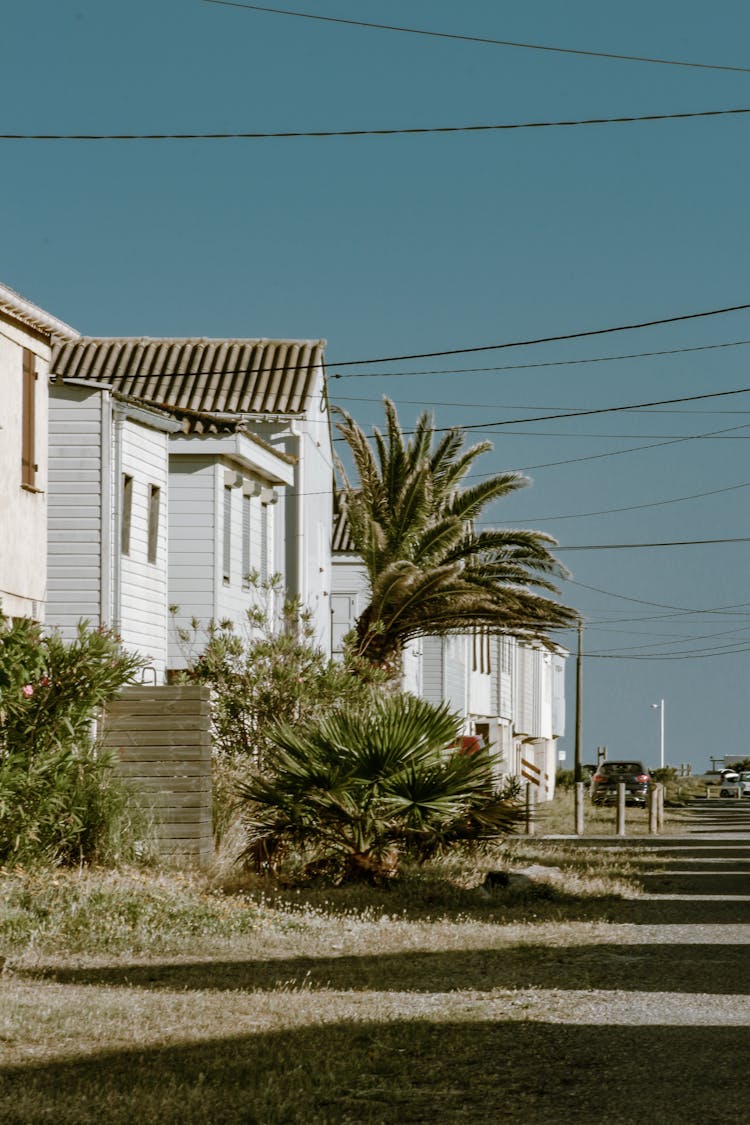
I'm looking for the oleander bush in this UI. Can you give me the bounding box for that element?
[0,617,146,866]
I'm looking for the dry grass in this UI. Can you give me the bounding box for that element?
[0,797,725,1124]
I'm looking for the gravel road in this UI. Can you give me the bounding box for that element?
[507,798,750,1125]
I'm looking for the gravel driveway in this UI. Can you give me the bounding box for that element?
[508,798,750,1124]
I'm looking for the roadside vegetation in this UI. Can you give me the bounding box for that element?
[0,616,148,868]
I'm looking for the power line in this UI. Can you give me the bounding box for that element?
[201,1,750,76]
[557,535,750,551]
[5,106,750,142]
[330,338,750,379]
[327,301,750,369]
[587,645,750,661]
[511,421,750,472]
[566,578,750,616]
[332,386,750,440]
[57,304,750,385]
[482,480,750,524]
[585,623,750,655]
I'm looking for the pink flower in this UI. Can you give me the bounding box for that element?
[22,684,34,697]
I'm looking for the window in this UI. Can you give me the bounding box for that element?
[21,348,36,488]
[147,485,160,564]
[121,475,133,555]
[242,493,252,589]
[223,485,232,584]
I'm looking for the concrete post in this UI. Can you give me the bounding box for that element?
[574,782,585,836]
[657,783,665,832]
[647,782,659,835]
[616,782,626,836]
[525,783,536,836]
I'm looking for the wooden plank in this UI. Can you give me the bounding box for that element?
[116,763,209,778]
[107,733,210,747]
[105,700,211,716]
[109,750,210,764]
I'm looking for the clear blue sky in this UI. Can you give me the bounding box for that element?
[4,0,750,771]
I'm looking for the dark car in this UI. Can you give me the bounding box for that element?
[590,760,651,807]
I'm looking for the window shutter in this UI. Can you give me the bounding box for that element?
[21,349,36,487]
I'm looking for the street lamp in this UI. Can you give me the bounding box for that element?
[650,699,665,770]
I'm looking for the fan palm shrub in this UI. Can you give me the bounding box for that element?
[335,398,578,676]
[237,693,521,882]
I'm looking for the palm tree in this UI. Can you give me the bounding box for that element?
[237,693,520,882]
[335,398,578,675]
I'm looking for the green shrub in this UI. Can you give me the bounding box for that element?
[175,585,384,771]
[0,617,146,866]
[237,693,521,883]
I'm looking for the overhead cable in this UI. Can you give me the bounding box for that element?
[330,338,750,379]
[4,107,750,141]
[557,535,750,551]
[201,1,750,76]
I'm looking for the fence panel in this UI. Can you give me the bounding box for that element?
[103,685,213,866]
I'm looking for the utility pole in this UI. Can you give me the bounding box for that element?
[574,622,583,784]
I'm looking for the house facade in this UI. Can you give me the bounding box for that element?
[49,336,329,663]
[47,381,181,679]
[0,282,77,622]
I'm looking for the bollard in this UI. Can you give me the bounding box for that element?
[647,782,659,835]
[616,781,626,836]
[525,783,536,836]
[574,782,585,836]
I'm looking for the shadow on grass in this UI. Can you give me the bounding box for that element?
[23,939,750,995]
[1,1020,748,1124]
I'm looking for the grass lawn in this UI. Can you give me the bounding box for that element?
[0,801,708,1124]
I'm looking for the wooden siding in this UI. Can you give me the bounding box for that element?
[215,480,274,627]
[443,636,467,715]
[118,418,170,677]
[103,685,213,866]
[420,635,444,706]
[167,458,217,669]
[47,385,104,634]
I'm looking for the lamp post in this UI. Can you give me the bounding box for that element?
[650,699,665,770]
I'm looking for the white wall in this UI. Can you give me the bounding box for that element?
[167,455,288,671]
[253,370,334,653]
[0,315,50,619]
[117,414,171,678]
[167,457,217,670]
[47,384,106,634]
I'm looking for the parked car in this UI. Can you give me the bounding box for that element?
[719,770,750,798]
[590,760,651,806]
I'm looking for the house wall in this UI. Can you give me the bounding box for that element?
[254,373,334,654]
[0,315,50,619]
[47,384,106,634]
[117,414,170,679]
[330,556,370,658]
[167,458,217,670]
[214,472,277,628]
[167,457,285,671]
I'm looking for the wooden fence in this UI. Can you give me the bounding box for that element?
[102,685,213,866]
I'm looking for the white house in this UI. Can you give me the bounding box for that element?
[164,410,295,672]
[49,336,330,658]
[0,282,77,622]
[47,380,181,680]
